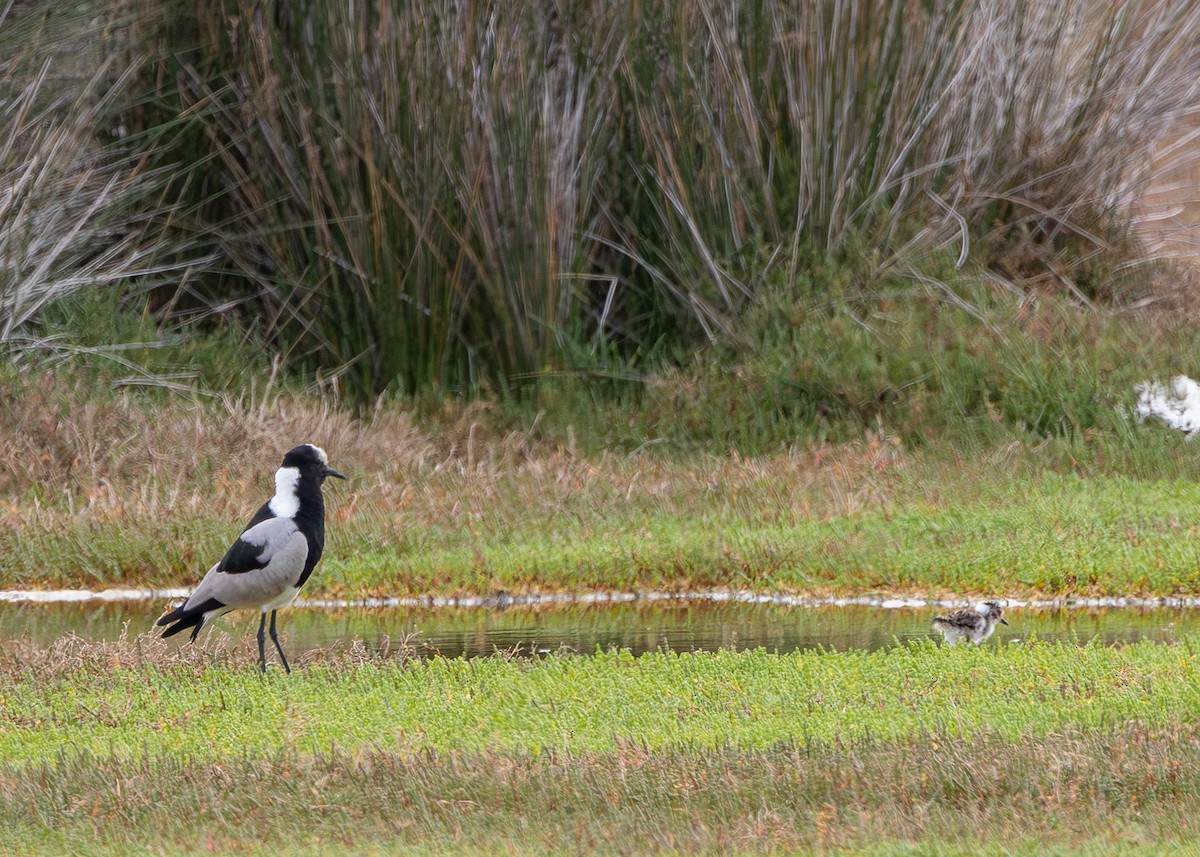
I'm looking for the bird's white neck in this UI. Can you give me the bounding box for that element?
[268,466,301,517]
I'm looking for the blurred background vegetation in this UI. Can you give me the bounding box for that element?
[3,0,1200,454]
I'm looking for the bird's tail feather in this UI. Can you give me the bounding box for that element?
[157,598,224,642]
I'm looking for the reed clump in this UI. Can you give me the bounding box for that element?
[127,0,1200,403]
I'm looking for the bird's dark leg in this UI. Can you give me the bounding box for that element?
[269,610,291,675]
[256,612,268,674]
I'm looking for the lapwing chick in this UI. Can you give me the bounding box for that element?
[157,444,346,673]
[932,600,1008,646]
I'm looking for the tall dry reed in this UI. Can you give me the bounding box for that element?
[49,0,1200,400]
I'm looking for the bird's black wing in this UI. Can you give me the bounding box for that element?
[933,609,982,630]
[217,536,269,574]
[214,502,279,574]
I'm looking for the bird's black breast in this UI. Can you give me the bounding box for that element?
[287,472,329,590]
[294,508,325,588]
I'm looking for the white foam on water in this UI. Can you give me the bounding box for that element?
[0,588,191,604]
[279,591,1200,611]
[3,586,1200,611]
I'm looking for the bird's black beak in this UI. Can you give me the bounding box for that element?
[999,617,1009,626]
[323,466,348,481]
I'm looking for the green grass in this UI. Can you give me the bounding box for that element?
[327,473,1200,595]
[8,468,1200,598]
[5,640,1200,762]
[7,640,1200,854]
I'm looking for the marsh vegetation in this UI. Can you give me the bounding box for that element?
[6,637,1200,855]
[5,0,1200,854]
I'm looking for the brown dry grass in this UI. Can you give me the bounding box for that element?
[1129,101,1200,320]
[0,629,420,679]
[0,368,906,533]
[1136,109,1200,266]
[4,721,1200,855]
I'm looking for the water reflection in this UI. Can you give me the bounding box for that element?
[0,598,1193,658]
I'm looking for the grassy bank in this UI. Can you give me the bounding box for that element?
[6,295,1200,602]
[5,408,1200,598]
[5,638,1200,854]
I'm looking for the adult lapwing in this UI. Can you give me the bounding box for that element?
[157,443,346,673]
[932,601,1009,646]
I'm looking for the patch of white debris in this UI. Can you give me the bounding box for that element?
[1135,375,1200,436]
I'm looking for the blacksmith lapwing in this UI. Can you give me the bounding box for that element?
[157,443,346,673]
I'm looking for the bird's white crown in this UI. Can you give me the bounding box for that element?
[301,443,329,464]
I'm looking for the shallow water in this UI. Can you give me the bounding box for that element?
[0,596,1195,658]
